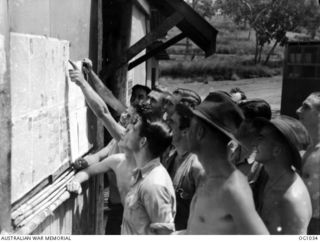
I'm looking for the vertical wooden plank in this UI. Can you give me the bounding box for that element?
[94,0,105,234]
[102,0,133,105]
[0,0,12,233]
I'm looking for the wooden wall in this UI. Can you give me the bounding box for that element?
[1,0,152,234]
[0,0,12,233]
[6,0,104,234]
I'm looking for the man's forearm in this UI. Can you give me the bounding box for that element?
[88,70,127,115]
[78,80,110,119]
[73,170,90,184]
[95,142,116,161]
[78,81,124,141]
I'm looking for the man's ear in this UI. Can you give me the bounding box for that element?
[139,137,147,149]
[227,140,240,163]
[273,144,282,157]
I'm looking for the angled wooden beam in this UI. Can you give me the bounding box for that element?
[149,0,218,56]
[128,33,186,70]
[102,11,183,81]
[163,0,217,41]
[126,11,183,62]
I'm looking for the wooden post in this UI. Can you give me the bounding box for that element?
[0,0,12,233]
[102,0,133,106]
[89,0,105,235]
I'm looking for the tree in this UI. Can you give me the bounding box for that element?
[215,0,311,64]
[300,0,320,39]
[184,0,216,59]
[185,0,216,19]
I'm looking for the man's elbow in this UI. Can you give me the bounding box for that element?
[95,106,109,120]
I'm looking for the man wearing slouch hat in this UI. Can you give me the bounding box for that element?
[177,92,268,234]
[254,115,312,234]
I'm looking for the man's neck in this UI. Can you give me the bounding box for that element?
[134,149,154,169]
[199,149,233,178]
[306,125,320,147]
[176,144,189,158]
[263,158,292,181]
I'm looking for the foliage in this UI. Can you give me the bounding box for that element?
[214,0,312,64]
[185,0,216,19]
[300,1,320,39]
[159,56,282,80]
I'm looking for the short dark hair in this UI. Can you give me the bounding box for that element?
[136,104,172,158]
[175,103,193,130]
[173,88,201,108]
[132,84,151,95]
[230,88,247,100]
[239,99,272,120]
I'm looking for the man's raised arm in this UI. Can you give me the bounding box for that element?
[68,60,125,141]
[82,58,127,115]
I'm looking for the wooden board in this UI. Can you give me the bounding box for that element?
[10,33,92,203]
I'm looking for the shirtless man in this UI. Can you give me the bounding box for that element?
[69,61,150,234]
[182,91,268,234]
[254,115,312,234]
[68,105,176,235]
[296,92,320,234]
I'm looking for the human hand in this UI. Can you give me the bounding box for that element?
[73,157,89,170]
[66,180,82,195]
[82,58,93,75]
[68,60,86,86]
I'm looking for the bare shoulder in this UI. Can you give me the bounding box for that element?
[303,146,320,164]
[221,170,253,206]
[101,153,127,169]
[282,174,310,205]
[190,154,205,173]
[278,174,312,224]
[106,153,127,162]
[223,170,251,192]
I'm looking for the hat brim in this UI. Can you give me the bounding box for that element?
[253,117,302,170]
[192,109,246,149]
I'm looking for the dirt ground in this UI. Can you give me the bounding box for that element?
[159,75,283,115]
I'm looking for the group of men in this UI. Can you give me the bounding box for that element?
[67,59,319,235]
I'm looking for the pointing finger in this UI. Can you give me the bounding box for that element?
[68,60,79,70]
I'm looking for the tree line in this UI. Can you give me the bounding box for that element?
[187,0,320,64]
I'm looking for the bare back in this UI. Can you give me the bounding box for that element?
[186,169,268,234]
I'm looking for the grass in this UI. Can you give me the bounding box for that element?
[162,16,284,81]
[160,55,282,81]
